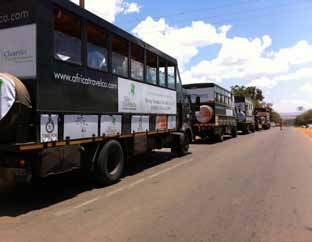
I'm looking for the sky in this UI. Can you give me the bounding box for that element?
[70,0,312,113]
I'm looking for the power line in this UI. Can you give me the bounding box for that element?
[129,0,312,34]
[124,0,263,24]
[167,0,310,25]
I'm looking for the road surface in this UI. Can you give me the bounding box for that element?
[1,127,312,242]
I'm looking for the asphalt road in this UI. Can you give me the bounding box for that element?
[1,127,312,242]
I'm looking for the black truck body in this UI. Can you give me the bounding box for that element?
[234,96,255,134]
[183,83,237,142]
[0,0,192,185]
[254,108,271,130]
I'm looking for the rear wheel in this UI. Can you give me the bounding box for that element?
[94,140,124,186]
[214,130,224,142]
[172,132,190,157]
[231,127,237,138]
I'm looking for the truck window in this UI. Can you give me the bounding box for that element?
[146,51,157,85]
[131,43,144,81]
[112,35,129,77]
[87,24,108,72]
[54,9,82,65]
[167,64,176,89]
[159,58,167,87]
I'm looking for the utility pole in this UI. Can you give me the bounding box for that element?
[80,0,85,8]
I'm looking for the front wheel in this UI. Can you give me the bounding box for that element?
[94,140,125,186]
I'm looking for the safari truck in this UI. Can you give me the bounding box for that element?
[183,83,237,142]
[254,108,271,131]
[234,96,256,134]
[0,0,193,185]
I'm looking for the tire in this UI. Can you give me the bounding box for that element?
[243,126,249,135]
[172,132,190,157]
[94,140,124,186]
[214,131,224,143]
[231,127,237,138]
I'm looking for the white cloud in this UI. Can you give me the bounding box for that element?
[276,99,312,113]
[132,17,230,68]
[249,67,312,89]
[70,0,140,22]
[299,81,312,92]
[274,41,312,66]
[123,2,141,14]
[132,16,312,95]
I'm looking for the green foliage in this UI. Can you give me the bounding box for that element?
[295,109,312,126]
[271,111,281,123]
[231,85,264,107]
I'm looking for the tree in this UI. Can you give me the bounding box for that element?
[231,85,264,107]
[295,109,312,126]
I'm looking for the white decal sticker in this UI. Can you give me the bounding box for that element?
[226,109,234,117]
[118,78,176,115]
[0,24,37,78]
[168,116,177,129]
[64,115,98,140]
[40,115,58,143]
[101,115,122,136]
[131,116,149,133]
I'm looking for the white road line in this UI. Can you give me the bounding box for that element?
[105,187,126,197]
[148,158,193,179]
[73,197,99,209]
[127,178,146,188]
[54,158,193,216]
[54,197,100,216]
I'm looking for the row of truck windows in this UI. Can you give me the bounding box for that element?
[54,8,177,89]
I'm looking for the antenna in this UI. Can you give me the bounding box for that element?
[80,0,85,9]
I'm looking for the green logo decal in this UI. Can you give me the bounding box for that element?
[0,78,3,87]
[112,116,116,124]
[130,83,135,96]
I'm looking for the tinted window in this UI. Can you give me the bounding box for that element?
[112,35,129,77]
[146,51,157,85]
[54,9,81,65]
[159,58,167,87]
[168,64,176,89]
[87,24,108,71]
[131,43,144,81]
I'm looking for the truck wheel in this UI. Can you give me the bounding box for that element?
[214,132,224,143]
[94,140,124,186]
[231,127,237,138]
[172,133,190,157]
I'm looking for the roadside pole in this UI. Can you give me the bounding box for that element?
[80,0,85,8]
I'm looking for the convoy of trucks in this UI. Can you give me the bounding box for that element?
[0,0,273,186]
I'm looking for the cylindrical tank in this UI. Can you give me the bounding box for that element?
[0,73,32,143]
[195,105,214,123]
